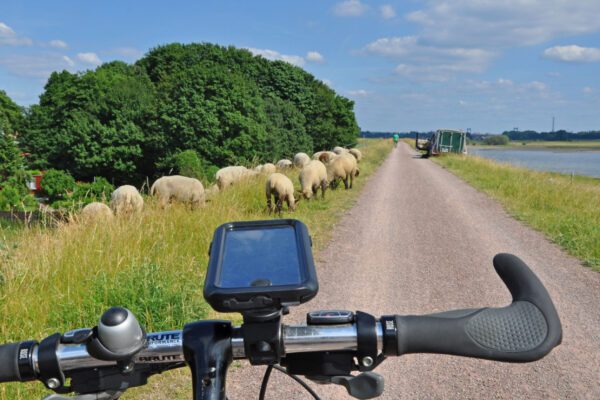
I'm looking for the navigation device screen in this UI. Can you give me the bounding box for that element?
[218,226,302,288]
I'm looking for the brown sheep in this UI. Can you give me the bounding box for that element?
[266,173,297,214]
[299,160,328,200]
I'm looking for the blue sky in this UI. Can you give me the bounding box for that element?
[1,0,599,133]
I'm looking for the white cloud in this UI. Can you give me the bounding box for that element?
[348,89,369,97]
[458,100,467,106]
[62,55,75,67]
[0,53,76,78]
[0,22,32,46]
[380,5,396,19]
[525,81,547,91]
[405,1,600,48]
[333,0,368,17]
[497,78,514,86]
[306,51,324,63]
[247,48,305,66]
[322,79,333,87]
[49,39,68,49]
[582,86,593,94]
[364,36,495,80]
[77,52,102,66]
[543,45,600,62]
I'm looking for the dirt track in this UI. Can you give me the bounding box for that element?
[227,142,600,399]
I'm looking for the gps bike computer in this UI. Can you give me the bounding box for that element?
[204,219,318,315]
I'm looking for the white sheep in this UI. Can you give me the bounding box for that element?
[151,175,205,209]
[205,184,220,199]
[265,173,297,214]
[276,159,293,169]
[254,163,276,174]
[80,202,113,221]
[327,153,359,190]
[293,152,311,168]
[299,160,328,200]
[215,166,256,190]
[348,148,362,163]
[312,151,336,163]
[110,185,144,216]
[333,146,349,155]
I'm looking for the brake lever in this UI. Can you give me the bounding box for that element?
[42,390,123,400]
[330,372,384,399]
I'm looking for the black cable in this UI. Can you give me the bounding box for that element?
[273,365,321,400]
[258,365,273,400]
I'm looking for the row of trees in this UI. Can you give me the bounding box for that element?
[14,43,359,186]
[502,130,600,141]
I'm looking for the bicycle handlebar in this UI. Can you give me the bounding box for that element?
[0,253,562,397]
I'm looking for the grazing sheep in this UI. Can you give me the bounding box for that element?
[333,146,348,155]
[255,163,276,174]
[80,202,113,221]
[293,152,311,168]
[110,185,144,216]
[348,148,362,163]
[205,184,220,199]
[299,160,328,200]
[151,175,205,209]
[327,154,359,190]
[312,151,336,163]
[266,173,296,214]
[215,166,256,190]
[261,163,277,174]
[276,159,293,169]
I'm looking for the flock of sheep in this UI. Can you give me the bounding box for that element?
[79,145,362,220]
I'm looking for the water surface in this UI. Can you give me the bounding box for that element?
[468,147,600,178]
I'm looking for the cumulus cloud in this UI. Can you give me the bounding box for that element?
[582,87,593,94]
[543,45,600,62]
[0,22,33,46]
[247,47,305,66]
[49,39,68,49]
[405,1,600,48]
[77,52,102,66]
[348,89,369,97]
[364,36,495,80]
[322,79,333,87]
[333,0,368,17]
[0,53,76,78]
[380,5,396,19]
[306,51,324,63]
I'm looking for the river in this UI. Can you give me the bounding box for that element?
[468,147,600,178]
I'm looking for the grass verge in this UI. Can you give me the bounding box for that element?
[433,154,600,271]
[0,138,392,400]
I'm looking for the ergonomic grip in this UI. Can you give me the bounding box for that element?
[392,253,562,362]
[0,342,21,383]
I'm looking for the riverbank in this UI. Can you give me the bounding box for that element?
[0,139,392,400]
[433,154,600,271]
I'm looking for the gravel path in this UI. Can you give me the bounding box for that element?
[227,142,600,399]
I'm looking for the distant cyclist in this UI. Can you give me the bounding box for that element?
[393,133,399,147]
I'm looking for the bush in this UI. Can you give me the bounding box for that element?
[483,135,510,145]
[72,177,115,205]
[0,181,37,211]
[172,150,217,183]
[40,169,76,203]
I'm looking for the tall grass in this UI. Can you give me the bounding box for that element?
[0,139,392,399]
[434,155,600,270]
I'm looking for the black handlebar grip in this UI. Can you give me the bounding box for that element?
[393,253,562,362]
[0,342,21,383]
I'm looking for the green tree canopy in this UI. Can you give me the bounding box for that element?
[22,43,360,184]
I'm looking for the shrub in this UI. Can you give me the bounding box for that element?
[40,169,76,203]
[72,177,115,205]
[483,135,510,145]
